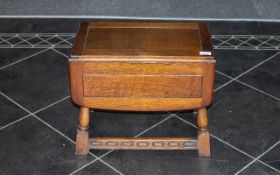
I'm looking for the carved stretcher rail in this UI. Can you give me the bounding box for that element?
[89,137,197,150]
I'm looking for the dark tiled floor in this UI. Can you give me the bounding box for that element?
[239,53,280,99]
[56,48,72,57]
[75,160,121,175]
[0,21,280,175]
[239,162,280,175]
[261,143,280,170]
[180,81,280,157]
[97,117,252,175]
[0,94,28,128]
[214,50,277,78]
[0,117,94,175]
[0,49,69,112]
[0,48,44,68]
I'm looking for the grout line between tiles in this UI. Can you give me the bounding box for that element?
[34,112,127,175]
[134,114,174,137]
[0,35,17,46]
[214,79,234,92]
[29,119,122,174]
[56,35,74,45]
[235,80,280,101]
[69,159,99,175]
[216,70,280,101]
[214,51,280,92]
[0,114,31,130]
[15,35,34,46]
[33,114,122,175]
[215,37,235,47]
[174,114,280,174]
[52,48,70,58]
[232,51,280,79]
[31,96,70,114]
[89,155,125,175]
[0,95,70,131]
[234,140,280,175]
[232,37,258,49]
[36,35,62,47]
[36,115,125,175]
[68,159,98,175]
[0,91,34,114]
[215,70,238,79]
[0,48,49,70]
[0,91,124,175]
[233,37,254,48]
[256,160,280,174]
[0,91,75,144]
[0,37,74,70]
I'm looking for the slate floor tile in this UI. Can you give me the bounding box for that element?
[0,50,70,112]
[73,160,120,175]
[0,94,29,128]
[36,98,79,142]
[55,48,72,57]
[239,162,280,175]
[97,116,252,175]
[0,48,44,68]
[239,53,280,99]
[214,50,277,78]
[178,81,280,157]
[260,143,280,171]
[0,117,94,175]
[214,72,231,90]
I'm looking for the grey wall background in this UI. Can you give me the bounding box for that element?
[0,0,280,21]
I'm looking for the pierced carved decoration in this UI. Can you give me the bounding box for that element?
[89,138,197,150]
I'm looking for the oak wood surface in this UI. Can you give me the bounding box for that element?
[72,22,213,58]
[82,97,203,111]
[75,107,90,155]
[198,23,212,53]
[89,137,197,150]
[88,22,200,29]
[83,74,202,98]
[197,108,211,157]
[82,62,204,75]
[197,108,208,130]
[69,61,214,111]
[78,107,90,128]
[198,130,211,157]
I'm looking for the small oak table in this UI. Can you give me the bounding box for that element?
[69,21,215,157]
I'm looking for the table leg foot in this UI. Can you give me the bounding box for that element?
[75,107,90,155]
[197,108,211,157]
[198,130,210,157]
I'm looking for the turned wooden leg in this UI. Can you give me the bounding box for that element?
[75,107,90,155]
[197,108,211,157]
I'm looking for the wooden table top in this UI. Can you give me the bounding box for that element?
[71,22,213,61]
